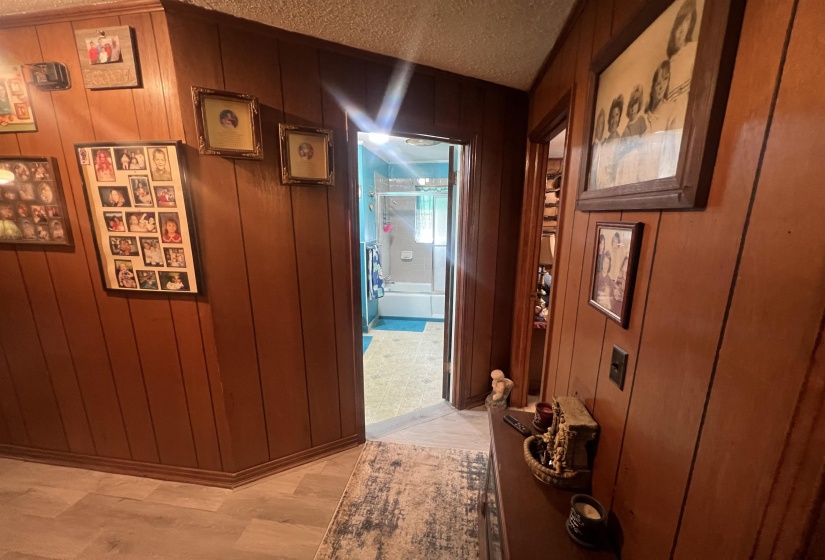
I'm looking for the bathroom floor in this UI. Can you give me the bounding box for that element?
[363,321,445,425]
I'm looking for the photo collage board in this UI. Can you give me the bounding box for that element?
[0,157,72,246]
[76,142,201,294]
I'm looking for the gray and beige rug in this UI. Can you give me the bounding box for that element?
[315,441,487,560]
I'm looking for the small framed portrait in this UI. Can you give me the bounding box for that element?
[278,124,334,186]
[114,147,147,171]
[99,186,131,208]
[114,259,137,289]
[2,186,19,201]
[104,211,125,232]
[76,141,202,293]
[129,176,154,206]
[74,26,141,89]
[163,247,186,268]
[92,148,117,182]
[30,205,47,223]
[577,0,745,211]
[191,87,262,159]
[159,271,189,291]
[19,218,35,240]
[589,222,643,328]
[137,270,159,290]
[139,237,164,267]
[126,211,156,233]
[0,67,36,132]
[0,156,72,246]
[159,212,182,244]
[14,103,29,120]
[109,236,140,257]
[154,186,176,207]
[148,147,173,182]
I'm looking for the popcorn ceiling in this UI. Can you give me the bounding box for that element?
[0,0,576,90]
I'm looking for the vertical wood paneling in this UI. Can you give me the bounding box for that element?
[220,28,313,459]
[167,15,269,470]
[34,21,141,462]
[675,0,821,556]
[0,342,28,446]
[0,405,9,444]
[320,50,366,439]
[279,40,342,447]
[434,78,461,131]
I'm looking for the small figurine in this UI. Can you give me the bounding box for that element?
[485,369,514,409]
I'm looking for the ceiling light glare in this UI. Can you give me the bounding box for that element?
[0,170,13,185]
[369,132,390,145]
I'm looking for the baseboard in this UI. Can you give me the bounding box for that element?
[461,392,489,410]
[0,435,360,489]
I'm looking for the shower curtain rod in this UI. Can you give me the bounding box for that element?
[376,191,448,197]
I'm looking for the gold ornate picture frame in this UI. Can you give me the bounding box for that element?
[278,124,334,186]
[192,87,262,160]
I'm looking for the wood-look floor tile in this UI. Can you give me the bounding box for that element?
[293,474,350,502]
[0,458,22,476]
[0,510,101,559]
[218,493,337,528]
[0,462,103,493]
[89,472,163,500]
[319,447,362,477]
[0,552,60,560]
[144,481,231,512]
[234,519,324,559]
[4,486,87,518]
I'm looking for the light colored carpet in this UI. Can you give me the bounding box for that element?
[315,441,487,560]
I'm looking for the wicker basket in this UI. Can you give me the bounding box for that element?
[523,436,584,489]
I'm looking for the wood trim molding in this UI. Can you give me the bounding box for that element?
[0,435,359,489]
[0,0,163,28]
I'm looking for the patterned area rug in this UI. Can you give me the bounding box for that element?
[315,441,487,560]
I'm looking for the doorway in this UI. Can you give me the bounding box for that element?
[356,132,462,426]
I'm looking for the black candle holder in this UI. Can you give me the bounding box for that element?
[566,494,607,548]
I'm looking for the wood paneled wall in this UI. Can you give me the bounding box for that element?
[531,0,825,557]
[0,0,527,478]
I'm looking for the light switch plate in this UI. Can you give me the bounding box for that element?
[609,345,628,390]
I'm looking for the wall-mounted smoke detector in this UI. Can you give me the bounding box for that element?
[406,138,441,147]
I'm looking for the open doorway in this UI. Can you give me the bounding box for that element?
[356,132,462,427]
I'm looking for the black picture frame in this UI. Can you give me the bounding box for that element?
[577,0,746,211]
[74,141,204,294]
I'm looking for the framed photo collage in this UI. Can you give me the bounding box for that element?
[76,141,202,294]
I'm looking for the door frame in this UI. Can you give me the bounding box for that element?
[346,121,475,440]
[508,90,573,408]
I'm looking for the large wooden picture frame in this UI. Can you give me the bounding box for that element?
[0,156,73,246]
[192,87,262,159]
[74,26,141,89]
[577,0,745,211]
[589,222,643,328]
[75,141,203,294]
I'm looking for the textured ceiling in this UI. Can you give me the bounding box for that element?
[0,0,577,90]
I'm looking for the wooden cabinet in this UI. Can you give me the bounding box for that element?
[479,410,615,560]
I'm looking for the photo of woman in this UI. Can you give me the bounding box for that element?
[130,177,154,207]
[220,109,239,128]
[163,247,186,268]
[12,162,30,181]
[160,213,182,243]
[104,212,125,232]
[109,236,139,256]
[99,186,131,208]
[154,186,176,207]
[38,183,54,204]
[587,0,703,190]
[93,149,116,182]
[590,223,641,327]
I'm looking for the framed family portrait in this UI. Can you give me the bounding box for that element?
[74,26,141,89]
[75,141,202,294]
[0,156,72,246]
[192,87,262,159]
[577,0,745,211]
[279,124,334,186]
[0,66,36,132]
[589,222,643,328]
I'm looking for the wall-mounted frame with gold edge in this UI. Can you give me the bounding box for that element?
[192,87,262,160]
[278,124,334,186]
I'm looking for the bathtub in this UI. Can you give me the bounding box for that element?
[377,282,445,320]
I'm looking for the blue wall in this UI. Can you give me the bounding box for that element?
[387,162,449,179]
[359,146,388,330]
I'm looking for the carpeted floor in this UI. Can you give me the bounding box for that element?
[315,441,487,560]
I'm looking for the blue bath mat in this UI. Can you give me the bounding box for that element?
[363,336,373,353]
[373,318,427,332]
